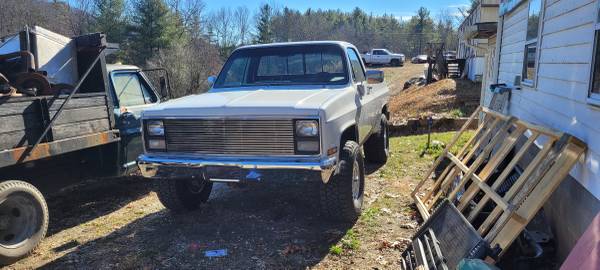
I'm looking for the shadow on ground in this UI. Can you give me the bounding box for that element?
[44,176,154,237]
[39,177,354,269]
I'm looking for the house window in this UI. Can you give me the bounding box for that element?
[589,3,600,102]
[522,0,541,85]
[591,24,600,99]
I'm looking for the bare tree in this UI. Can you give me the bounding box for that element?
[166,0,206,39]
[148,38,222,97]
[208,7,236,55]
[67,0,94,35]
[234,6,251,45]
[458,0,480,18]
[0,0,80,37]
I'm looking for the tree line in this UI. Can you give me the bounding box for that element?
[0,0,461,97]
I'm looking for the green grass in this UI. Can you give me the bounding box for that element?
[449,108,467,118]
[341,229,360,250]
[329,131,475,256]
[329,245,343,255]
[378,131,474,180]
[360,207,380,226]
[418,140,446,157]
[330,229,361,255]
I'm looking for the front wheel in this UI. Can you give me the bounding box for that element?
[0,180,49,265]
[391,59,401,67]
[319,141,365,222]
[155,178,213,212]
[364,114,390,164]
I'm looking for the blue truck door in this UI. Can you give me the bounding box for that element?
[110,70,160,173]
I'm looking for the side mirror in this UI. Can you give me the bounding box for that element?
[159,76,169,100]
[207,76,216,87]
[366,70,384,84]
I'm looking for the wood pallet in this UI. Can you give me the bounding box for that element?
[411,106,587,261]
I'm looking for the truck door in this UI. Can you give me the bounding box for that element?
[380,50,391,64]
[110,70,160,173]
[347,48,377,144]
[373,50,385,64]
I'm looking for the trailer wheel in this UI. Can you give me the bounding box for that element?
[0,180,48,265]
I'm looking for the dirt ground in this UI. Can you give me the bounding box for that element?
[380,63,481,122]
[6,131,474,270]
[379,63,427,95]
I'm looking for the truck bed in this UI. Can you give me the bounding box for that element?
[0,92,118,167]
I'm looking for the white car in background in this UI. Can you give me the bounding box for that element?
[361,49,405,67]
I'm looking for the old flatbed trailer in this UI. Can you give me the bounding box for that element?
[0,30,119,264]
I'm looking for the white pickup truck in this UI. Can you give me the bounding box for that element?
[137,41,390,221]
[361,49,405,67]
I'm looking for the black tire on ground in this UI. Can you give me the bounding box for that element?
[319,141,365,222]
[0,180,49,265]
[364,114,390,164]
[155,178,213,212]
[391,59,401,67]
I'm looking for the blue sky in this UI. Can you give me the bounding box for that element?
[202,0,471,21]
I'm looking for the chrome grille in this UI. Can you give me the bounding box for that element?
[164,119,296,155]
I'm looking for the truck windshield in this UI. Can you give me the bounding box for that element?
[213,45,349,88]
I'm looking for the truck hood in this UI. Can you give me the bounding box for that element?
[143,86,344,118]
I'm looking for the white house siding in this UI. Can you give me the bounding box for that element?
[467,57,486,81]
[497,0,600,200]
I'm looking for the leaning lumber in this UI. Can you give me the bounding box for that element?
[410,106,587,263]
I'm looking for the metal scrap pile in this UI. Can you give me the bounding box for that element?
[0,26,77,97]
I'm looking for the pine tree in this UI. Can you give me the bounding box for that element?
[410,7,433,55]
[255,4,272,44]
[130,0,178,65]
[92,0,125,43]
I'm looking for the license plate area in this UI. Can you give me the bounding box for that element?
[205,166,242,182]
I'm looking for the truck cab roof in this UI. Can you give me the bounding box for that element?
[237,41,356,50]
[106,64,140,72]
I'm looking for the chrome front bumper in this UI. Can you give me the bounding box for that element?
[137,154,337,183]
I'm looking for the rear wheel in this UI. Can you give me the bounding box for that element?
[364,114,390,164]
[0,180,48,265]
[319,141,365,222]
[155,178,213,212]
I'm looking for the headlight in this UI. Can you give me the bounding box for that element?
[295,120,319,137]
[147,120,165,136]
[148,139,166,150]
[296,141,320,152]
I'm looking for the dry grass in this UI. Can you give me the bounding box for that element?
[389,79,459,120]
[380,64,481,122]
[379,63,427,95]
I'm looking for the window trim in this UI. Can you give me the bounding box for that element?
[521,0,543,88]
[588,13,600,104]
[346,47,366,83]
[522,40,538,87]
